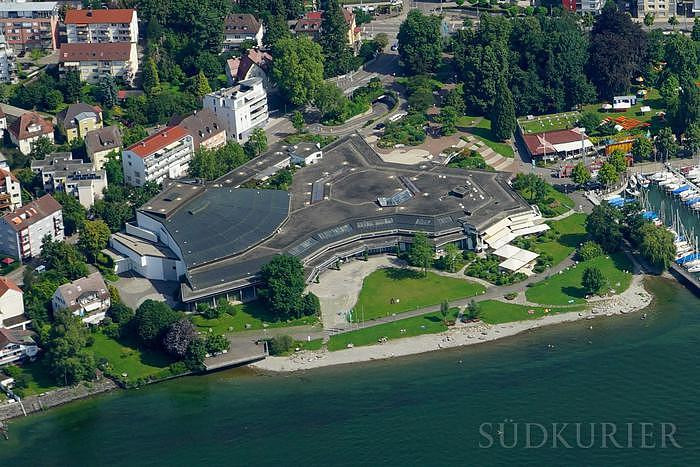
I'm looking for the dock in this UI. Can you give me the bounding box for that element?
[204,338,268,372]
[669,263,700,295]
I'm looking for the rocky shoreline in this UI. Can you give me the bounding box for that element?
[251,275,653,373]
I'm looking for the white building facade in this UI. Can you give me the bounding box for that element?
[52,272,111,325]
[0,194,63,262]
[203,78,268,142]
[122,126,195,186]
[64,8,138,44]
[59,42,138,85]
[0,33,15,83]
[31,152,107,209]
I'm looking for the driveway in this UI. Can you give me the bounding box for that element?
[111,272,180,310]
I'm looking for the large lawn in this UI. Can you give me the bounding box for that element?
[518,111,581,133]
[90,332,177,382]
[6,360,58,397]
[525,253,633,305]
[352,268,485,322]
[328,308,460,351]
[191,300,319,334]
[478,300,585,324]
[516,183,575,218]
[521,213,588,266]
[457,116,514,158]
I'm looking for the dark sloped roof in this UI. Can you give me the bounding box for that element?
[8,111,53,140]
[168,109,225,149]
[57,102,102,129]
[224,13,261,33]
[85,125,122,155]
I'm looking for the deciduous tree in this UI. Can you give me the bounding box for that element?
[397,10,443,75]
[582,266,606,295]
[271,36,325,105]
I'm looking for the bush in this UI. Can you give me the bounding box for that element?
[465,255,527,285]
[577,241,604,262]
[268,335,294,356]
[107,303,134,325]
[162,319,197,358]
[205,334,230,355]
[133,300,180,347]
[183,338,207,371]
[301,293,320,317]
[201,304,222,320]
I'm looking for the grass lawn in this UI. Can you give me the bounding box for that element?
[352,268,485,322]
[518,111,581,133]
[517,183,575,218]
[537,213,588,266]
[90,332,177,382]
[7,360,58,397]
[457,116,514,158]
[478,300,586,324]
[191,300,319,334]
[525,253,633,305]
[582,88,664,125]
[328,308,460,351]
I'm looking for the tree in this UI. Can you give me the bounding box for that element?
[205,334,230,355]
[291,110,305,133]
[320,0,357,77]
[668,15,679,30]
[465,300,480,321]
[54,192,86,236]
[192,71,212,98]
[408,233,433,276]
[107,303,135,326]
[571,162,591,186]
[608,150,628,174]
[444,83,465,116]
[264,14,292,48]
[397,10,443,75]
[655,127,678,161]
[578,111,602,132]
[142,58,160,95]
[586,202,623,252]
[664,34,699,84]
[29,136,55,160]
[268,335,294,355]
[45,90,63,111]
[374,32,389,51]
[407,86,434,112]
[582,266,606,295]
[442,243,461,273]
[301,292,320,317]
[440,300,450,324]
[77,220,111,262]
[271,36,325,105]
[638,222,676,269]
[597,162,619,188]
[490,81,516,141]
[631,136,653,161]
[162,319,197,357]
[244,128,268,158]
[96,75,118,108]
[41,236,89,280]
[659,74,680,107]
[133,300,180,346]
[314,81,347,121]
[693,17,700,42]
[184,338,207,371]
[259,255,306,318]
[643,12,655,27]
[46,308,96,386]
[684,122,700,158]
[577,241,603,261]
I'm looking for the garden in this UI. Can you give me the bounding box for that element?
[377,112,428,148]
[463,255,527,285]
[190,300,319,335]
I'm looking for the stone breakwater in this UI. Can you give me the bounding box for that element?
[0,378,117,421]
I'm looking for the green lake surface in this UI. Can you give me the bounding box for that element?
[1,277,699,465]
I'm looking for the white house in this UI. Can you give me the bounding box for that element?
[8,111,54,155]
[0,327,39,366]
[0,194,63,262]
[203,78,268,143]
[0,277,27,330]
[122,125,195,186]
[222,14,263,51]
[0,167,21,212]
[64,8,138,44]
[52,272,111,324]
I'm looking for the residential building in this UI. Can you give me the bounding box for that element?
[222,13,263,51]
[0,167,21,212]
[225,48,273,91]
[31,152,107,209]
[637,0,675,17]
[520,128,593,161]
[0,194,63,262]
[84,125,122,170]
[59,42,138,85]
[294,9,361,50]
[0,1,59,52]
[0,33,15,83]
[122,126,195,186]
[202,78,268,143]
[51,272,110,325]
[575,0,606,13]
[57,102,102,142]
[64,8,138,44]
[8,111,54,155]
[0,327,39,366]
[169,109,227,151]
[0,277,28,330]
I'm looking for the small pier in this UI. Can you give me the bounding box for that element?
[669,263,700,295]
[204,338,268,372]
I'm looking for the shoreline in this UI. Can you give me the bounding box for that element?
[251,274,653,373]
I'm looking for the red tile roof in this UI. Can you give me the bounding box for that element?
[0,276,21,297]
[2,194,62,232]
[64,8,135,24]
[522,128,587,157]
[59,42,132,62]
[0,167,18,185]
[127,126,189,158]
[8,111,53,141]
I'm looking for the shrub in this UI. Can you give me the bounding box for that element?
[183,338,207,371]
[202,304,222,320]
[577,241,604,262]
[268,335,294,355]
[162,319,197,358]
[205,334,230,355]
[301,293,320,317]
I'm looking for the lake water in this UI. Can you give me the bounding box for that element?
[1,278,699,466]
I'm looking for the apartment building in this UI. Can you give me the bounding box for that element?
[637,0,676,17]
[222,13,263,51]
[64,8,138,44]
[575,0,606,13]
[0,194,63,262]
[31,152,107,209]
[8,111,54,155]
[0,33,15,83]
[0,1,59,52]
[84,125,122,170]
[52,272,110,325]
[0,277,25,330]
[0,167,21,212]
[122,126,195,186]
[0,327,39,366]
[59,42,138,85]
[169,109,227,150]
[202,78,268,142]
[57,102,103,142]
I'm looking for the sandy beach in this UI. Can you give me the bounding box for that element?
[251,275,653,373]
